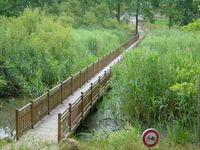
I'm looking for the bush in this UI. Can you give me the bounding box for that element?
[83,12,98,26]
[182,18,200,33]
[0,8,130,98]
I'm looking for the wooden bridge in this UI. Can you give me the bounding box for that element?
[15,33,141,143]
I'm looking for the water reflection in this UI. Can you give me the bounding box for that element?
[0,127,15,139]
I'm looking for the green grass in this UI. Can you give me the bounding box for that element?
[1,127,199,150]
[104,19,200,145]
[78,127,200,150]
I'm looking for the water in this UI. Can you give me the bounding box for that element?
[76,94,122,140]
[0,97,30,139]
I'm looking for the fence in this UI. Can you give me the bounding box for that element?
[16,34,139,140]
[58,68,112,142]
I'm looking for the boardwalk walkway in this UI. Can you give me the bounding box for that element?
[16,27,144,143]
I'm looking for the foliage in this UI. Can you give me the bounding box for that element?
[182,18,200,33]
[0,8,129,97]
[160,0,200,28]
[78,126,200,150]
[110,28,200,127]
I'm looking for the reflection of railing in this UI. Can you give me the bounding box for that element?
[58,69,112,143]
[15,34,139,141]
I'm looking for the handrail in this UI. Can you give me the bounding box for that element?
[57,34,140,142]
[16,34,140,141]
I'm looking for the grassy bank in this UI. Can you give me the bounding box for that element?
[105,18,200,145]
[1,127,199,150]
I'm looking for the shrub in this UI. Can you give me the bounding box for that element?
[83,12,98,26]
[0,8,130,98]
[182,18,200,33]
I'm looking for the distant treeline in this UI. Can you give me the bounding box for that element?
[0,0,200,28]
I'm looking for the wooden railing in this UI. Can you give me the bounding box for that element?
[58,68,112,142]
[16,34,139,140]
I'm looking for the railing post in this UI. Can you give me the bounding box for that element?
[104,71,107,86]
[58,113,61,143]
[69,103,72,132]
[80,70,82,88]
[81,92,84,120]
[118,58,120,63]
[98,76,101,85]
[98,76,101,99]
[98,58,100,72]
[47,89,50,115]
[90,83,93,106]
[16,109,19,141]
[31,101,34,129]
[71,75,73,95]
[87,66,89,82]
[106,54,108,66]
[60,81,63,104]
[93,62,95,76]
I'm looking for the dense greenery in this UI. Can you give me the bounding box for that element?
[110,20,200,135]
[182,18,200,33]
[0,8,130,98]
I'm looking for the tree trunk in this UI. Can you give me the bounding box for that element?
[117,0,121,23]
[135,0,139,34]
[135,10,139,34]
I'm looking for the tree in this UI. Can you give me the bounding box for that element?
[161,0,200,28]
[126,0,155,33]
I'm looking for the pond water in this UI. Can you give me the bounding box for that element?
[0,93,120,140]
[76,92,123,141]
[0,97,30,139]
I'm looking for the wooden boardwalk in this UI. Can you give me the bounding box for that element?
[16,28,144,143]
